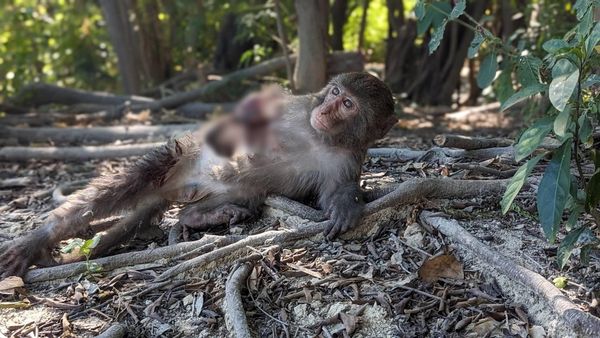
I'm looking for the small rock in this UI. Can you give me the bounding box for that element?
[182,294,195,307]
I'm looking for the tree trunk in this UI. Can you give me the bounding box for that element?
[293,0,329,93]
[99,0,142,94]
[358,0,370,51]
[99,0,170,94]
[331,0,349,50]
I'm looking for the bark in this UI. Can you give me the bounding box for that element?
[331,0,349,50]
[293,0,329,93]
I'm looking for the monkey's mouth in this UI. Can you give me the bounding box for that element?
[311,116,329,132]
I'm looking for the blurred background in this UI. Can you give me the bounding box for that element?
[0,0,590,125]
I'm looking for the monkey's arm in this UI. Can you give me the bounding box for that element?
[322,182,365,239]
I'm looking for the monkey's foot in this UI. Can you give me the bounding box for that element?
[0,237,55,279]
[179,204,254,240]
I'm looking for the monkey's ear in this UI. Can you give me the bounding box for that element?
[376,115,398,138]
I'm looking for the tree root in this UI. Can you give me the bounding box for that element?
[420,211,600,337]
[24,234,229,283]
[23,178,509,283]
[224,263,254,338]
[368,146,515,163]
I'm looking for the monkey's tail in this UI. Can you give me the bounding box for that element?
[52,134,197,223]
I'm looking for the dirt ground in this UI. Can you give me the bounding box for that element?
[0,108,598,337]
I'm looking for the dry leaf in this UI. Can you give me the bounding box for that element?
[286,263,323,279]
[418,254,464,283]
[339,312,358,335]
[0,276,24,295]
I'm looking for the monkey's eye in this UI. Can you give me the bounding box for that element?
[331,86,340,95]
[343,99,353,108]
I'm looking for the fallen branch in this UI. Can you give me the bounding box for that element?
[0,143,162,161]
[264,196,325,222]
[1,124,197,145]
[224,263,254,338]
[420,211,600,337]
[174,102,235,119]
[24,234,229,283]
[12,83,153,108]
[433,134,513,150]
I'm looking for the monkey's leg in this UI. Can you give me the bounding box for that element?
[178,203,255,240]
[0,137,193,278]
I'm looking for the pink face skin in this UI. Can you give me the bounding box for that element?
[310,85,358,134]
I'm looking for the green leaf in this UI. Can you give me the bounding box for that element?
[80,234,101,257]
[557,227,587,269]
[477,53,498,88]
[586,22,600,54]
[582,74,600,88]
[578,7,594,35]
[566,203,584,229]
[415,0,426,20]
[60,238,84,254]
[514,116,553,161]
[429,21,447,54]
[553,276,568,288]
[549,63,579,112]
[501,154,544,214]
[516,56,542,87]
[449,0,466,20]
[586,170,600,210]
[537,141,572,242]
[551,59,577,79]
[494,69,515,103]
[543,39,570,53]
[500,83,546,112]
[573,0,592,20]
[468,31,485,59]
[578,112,592,145]
[553,105,572,138]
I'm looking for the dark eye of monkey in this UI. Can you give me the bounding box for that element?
[332,86,340,95]
[343,98,353,108]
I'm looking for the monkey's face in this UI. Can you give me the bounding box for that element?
[310,84,359,135]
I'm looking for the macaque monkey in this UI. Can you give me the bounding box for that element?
[0,72,397,278]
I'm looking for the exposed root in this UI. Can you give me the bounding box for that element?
[224,263,254,338]
[95,323,127,338]
[420,211,600,337]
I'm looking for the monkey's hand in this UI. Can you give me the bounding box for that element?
[323,184,365,240]
[0,230,56,278]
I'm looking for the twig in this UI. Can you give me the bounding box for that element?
[368,146,515,163]
[420,211,600,336]
[225,263,254,338]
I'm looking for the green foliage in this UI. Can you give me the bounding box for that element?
[343,0,389,60]
[416,0,600,267]
[61,234,102,274]
[0,0,116,97]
